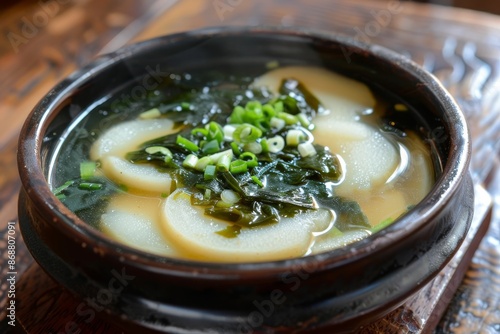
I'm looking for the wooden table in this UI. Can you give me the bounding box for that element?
[1,0,500,332]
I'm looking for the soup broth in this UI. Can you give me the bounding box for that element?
[50,66,435,262]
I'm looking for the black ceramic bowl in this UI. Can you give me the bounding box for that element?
[18,27,473,333]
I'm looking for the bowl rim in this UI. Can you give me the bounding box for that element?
[17,26,471,277]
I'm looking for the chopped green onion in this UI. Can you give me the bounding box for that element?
[209,149,233,162]
[245,101,263,113]
[278,111,298,125]
[217,154,231,172]
[230,160,248,174]
[242,101,264,124]
[372,217,394,233]
[139,108,161,119]
[233,124,262,144]
[231,142,241,156]
[223,124,237,141]
[260,139,269,153]
[267,135,285,153]
[297,114,311,128]
[80,161,96,180]
[195,156,213,172]
[273,101,284,113]
[251,175,264,187]
[145,146,172,157]
[52,180,74,195]
[243,142,262,155]
[229,106,245,124]
[298,142,317,157]
[56,194,66,200]
[176,135,199,152]
[78,182,102,190]
[240,152,258,167]
[191,128,208,137]
[181,102,191,110]
[262,104,276,118]
[221,189,241,204]
[204,165,217,180]
[202,139,220,154]
[204,188,212,200]
[286,129,305,146]
[161,193,168,198]
[253,118,270,132]
[270,117,286,130]
[207,121,224,143]
[183,154,199,169]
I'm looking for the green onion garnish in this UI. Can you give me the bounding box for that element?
[176,135,199,152]
[191,128,208,137]
[270,117,286,130]
[229,106,245,124]
[240,152,258,168]
[204,188,212,200]
[297,113,311,128]
[202,139,220,154]
[243,101,263,123]
[80,161,97,180]
[195,156,213,172]
[230,142,241,156]
[204,165,217,180]
[183,154,198,169]
[260,139,269,153]
[233,124,262,144]
[262,104,276,118]
[273,101,284,113]
[298,142,317,157]
[78,182,102,190]
[372,217,394,233]
[229,160,248,174]
[278,111,298,125]
[251,175,264,187]
[207,121,224,144]
[217,154,231,172]
[267,136,285,153]
[286,129,305,146]
[53,180,74,196]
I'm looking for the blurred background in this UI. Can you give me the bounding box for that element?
[413,0,500,15]
[2,0,500,16]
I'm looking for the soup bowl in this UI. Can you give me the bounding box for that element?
[17,27,473,333]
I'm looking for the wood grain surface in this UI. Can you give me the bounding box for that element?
[1,0,500,333]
